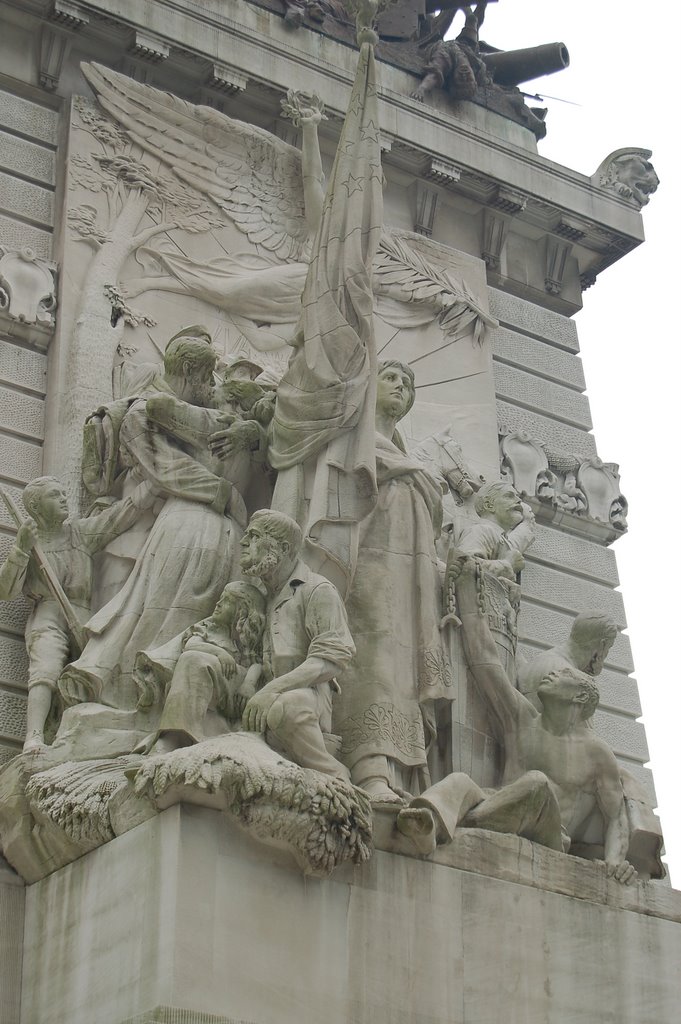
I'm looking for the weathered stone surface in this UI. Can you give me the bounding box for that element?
[0,338,47,395]
[491,325,586,389]
[0,129,56,186]
[0,10,672,1011]
[493,361,592,430]
[20,807,681,1024]
[521,561,626,628]
[497,400,597,458]
[0,858,24,1024]
[0,214,52,260]
[528,525,619,586]
[0,171,54,227]
[0,433,42,484]
[0,730,372,883]
[591,708,649,763]
[0,632,28,687]
[596,667,643,717]
[488,288,579,351]
[618,758,657,808]
[0,743,19,769]
[0,384,44,441]
[0,90,59,146]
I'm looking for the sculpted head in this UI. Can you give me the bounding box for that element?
[163,325,216,406]
[537,667,600,722]
[23,477,69,529]
[376,360,415,424]
[212,581,266,662]
[610,154,659,207]
[474,481,524,531]
[568,612,617,676]
[598,149,659,208]
[240,509,303,583]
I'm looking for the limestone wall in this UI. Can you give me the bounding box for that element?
[0,81,59,767]
[20,805,681,1024]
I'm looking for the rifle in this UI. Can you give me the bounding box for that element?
[0,485,88,655]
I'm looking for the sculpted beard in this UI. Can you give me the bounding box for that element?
[242,549,279,580]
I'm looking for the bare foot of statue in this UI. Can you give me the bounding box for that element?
[396,806,437,857]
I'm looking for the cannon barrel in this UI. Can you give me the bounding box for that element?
[481,42,570,87]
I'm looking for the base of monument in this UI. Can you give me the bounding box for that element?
[20,805,681,1024]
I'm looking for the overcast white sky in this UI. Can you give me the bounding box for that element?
[463,1,681,885]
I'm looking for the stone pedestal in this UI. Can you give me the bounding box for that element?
[21,806,681,1024]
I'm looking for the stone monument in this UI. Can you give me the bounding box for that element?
[0,1,677,1022]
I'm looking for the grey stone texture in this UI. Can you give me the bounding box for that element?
[488,288,580,351]
[0,7,673,1020]
[497,400,597,457]
[490,324,586,389]
[0,129,56,187]
[493,360,592,429]
[0,859,24,1024]
[0,90,59,146]
[20,806,681,1024]
[0,83,55,769]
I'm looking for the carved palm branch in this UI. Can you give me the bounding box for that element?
[81,63,308,261]
[375,232,497,341]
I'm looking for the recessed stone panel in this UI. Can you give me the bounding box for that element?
[491,325,586,389]
[0,130,56,186]
[488,287,579,351]
[521,561,626,628]
[0,632,28,687]
[493,360,593,429]
[593,708,649,763]
[529,525,619,587]
[0,385,45,441]
[0,339,48,396]
[0,91,59,146]
[0,434,42,485]
[0,171,54,228]
[0,213,52,259]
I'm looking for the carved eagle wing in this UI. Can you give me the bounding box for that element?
[81,63,308,261]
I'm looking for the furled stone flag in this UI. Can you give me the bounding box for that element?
[270,2,385,593]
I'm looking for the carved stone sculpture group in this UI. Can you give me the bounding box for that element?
[0,0,663,887]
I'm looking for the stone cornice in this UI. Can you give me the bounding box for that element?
[1,0,646,297]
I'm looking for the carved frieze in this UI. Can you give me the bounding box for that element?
[499,431,628,537]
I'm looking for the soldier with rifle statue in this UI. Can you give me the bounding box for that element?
[0,478,155,751]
